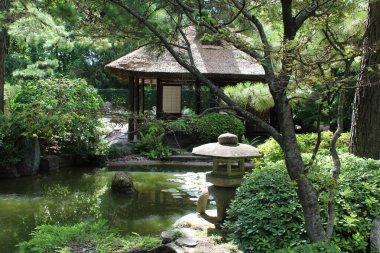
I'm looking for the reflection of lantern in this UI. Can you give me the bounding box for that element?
[192,133,261,222]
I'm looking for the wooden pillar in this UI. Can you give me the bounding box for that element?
[156,79,162,118]
[140,79,145,114]
[133,77,139,138]
[134,76,139,114]
[128,76,135,141]
[195,80,201,114]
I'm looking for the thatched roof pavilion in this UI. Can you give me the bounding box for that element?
[106,27,264,81]
[105,27,266,140]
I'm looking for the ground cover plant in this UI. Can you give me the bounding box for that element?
[133,120,172,160]
[18,220,160,253]
[226,132,380,252]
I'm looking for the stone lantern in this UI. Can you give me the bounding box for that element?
[192,133,261,222]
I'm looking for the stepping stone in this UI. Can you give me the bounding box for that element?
[175,238,198,248]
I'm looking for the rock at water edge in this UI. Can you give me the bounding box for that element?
[16,138,40,176]
[111,171,135,194]
[40,155,60,172]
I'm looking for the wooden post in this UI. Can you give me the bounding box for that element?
[134,77,139,138]
[128,76,135,142]
[134,76,139,114]
[156,79,162,118]
[195,80,201,114]
[140,79,145,114]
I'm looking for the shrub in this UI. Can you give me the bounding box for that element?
[278,241,341,253]
[0,115,23,168]
[108,143,133,159]
[256,132,350,166]
[225,163,305,252]
[133,120,171,160]
[164,116,197,136]
[12,78,105,157]
[97,88,129,108]
[195,113,245,143]
[225,153,380,252]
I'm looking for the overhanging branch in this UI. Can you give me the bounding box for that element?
[107,0,283,144]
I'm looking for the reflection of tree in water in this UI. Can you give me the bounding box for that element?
[36,184,103,226]
[100,175,195,235]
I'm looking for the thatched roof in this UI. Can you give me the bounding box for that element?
[105,27,265,81]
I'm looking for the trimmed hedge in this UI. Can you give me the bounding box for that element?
[195,113,245,142]
[225,133,380,252]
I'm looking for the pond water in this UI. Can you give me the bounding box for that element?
[0,165,210,252]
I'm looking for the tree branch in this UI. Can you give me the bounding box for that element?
[294,1,319,30]
[107,0,283,144]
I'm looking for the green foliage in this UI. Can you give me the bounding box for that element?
[225,163,305,252]
[278,241,341,253]
[120,234,160,251]
[226,154,380,252]
[224,82,274,112]
[17,220,159,253]
[36,184,101,225]
[97,89,129,108]
[257,132,350,166]
[12,78,105,156]
[133,120,171,160]
[0,115,22,168]
[4,83,21,113]
[164,116,198,136]
[108,143,133,159]
[194,113,245,143]
[13,59,59,80]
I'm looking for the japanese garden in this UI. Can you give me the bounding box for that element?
[0,0,380,252]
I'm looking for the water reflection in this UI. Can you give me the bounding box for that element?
[0,166,207,252]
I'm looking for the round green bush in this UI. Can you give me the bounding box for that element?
[195,113,245,142]
[225,154,380,252]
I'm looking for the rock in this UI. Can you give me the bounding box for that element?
[208,186,237,223]
[111,172,135,193]
[371,218,380,252]
[218,133,238,145]
[16,138,40,176]
[103,101,112,113]
[161,230,178,244]
[161,228,196,244]
[196,190,209,214]
[59,154,76,168]
[175,238,197,248]
[174,213,215,230]
[116,245,177,253]
[40,155,59,172]
[0,166,19,178]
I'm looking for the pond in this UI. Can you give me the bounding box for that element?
[0,165,210,252]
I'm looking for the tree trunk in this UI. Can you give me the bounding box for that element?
[350,1,380,159]
[0,0,7,113]
[274,88,326,242]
